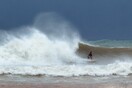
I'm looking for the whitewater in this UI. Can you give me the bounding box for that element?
[0,13,132,77]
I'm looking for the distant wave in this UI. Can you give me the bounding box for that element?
[88,40,132,48]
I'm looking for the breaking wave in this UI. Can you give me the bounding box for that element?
[0,12,132,77]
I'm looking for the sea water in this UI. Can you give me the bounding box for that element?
[0,13,132,77]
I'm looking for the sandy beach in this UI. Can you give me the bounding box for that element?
[0,75,132,88]
[0,81,132,88]
[0,83,131,88]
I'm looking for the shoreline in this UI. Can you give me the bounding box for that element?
[0,83,131,88]
[0,81,131,88]
[0,75,132,88]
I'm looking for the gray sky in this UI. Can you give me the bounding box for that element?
[0,0,132,40]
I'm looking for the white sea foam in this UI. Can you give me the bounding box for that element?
[0,59,132,76]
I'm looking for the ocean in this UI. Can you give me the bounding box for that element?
[0,26,132,77]
[0,13,132,78]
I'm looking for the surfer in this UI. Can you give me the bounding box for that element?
[88,51,92,59]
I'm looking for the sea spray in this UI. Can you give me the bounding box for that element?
[0,13,84,72]
[0,28,82,65]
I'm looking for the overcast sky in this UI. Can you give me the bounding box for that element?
[0,0,132,40]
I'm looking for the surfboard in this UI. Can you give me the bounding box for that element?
[87,59,96,63]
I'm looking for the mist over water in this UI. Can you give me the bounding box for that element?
[0,12,132,76]
[33,12,79,40]
[0,12,81,65]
